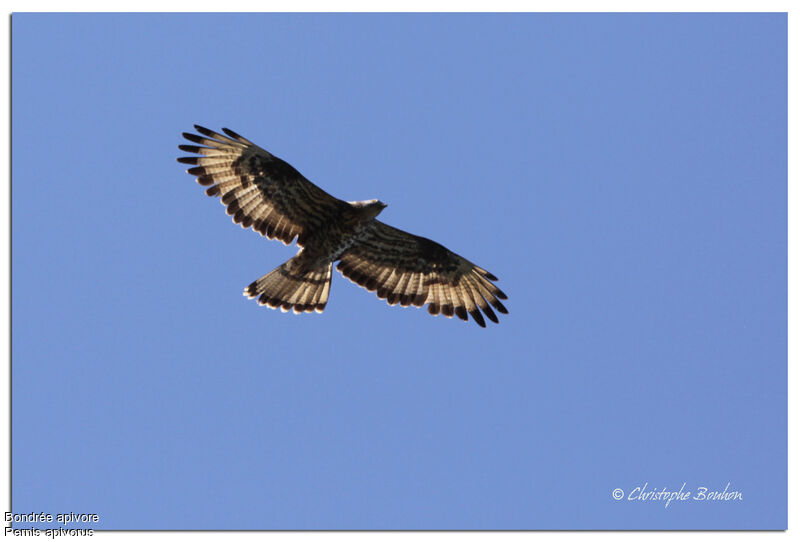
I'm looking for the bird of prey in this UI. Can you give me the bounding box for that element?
[177,125,508,327]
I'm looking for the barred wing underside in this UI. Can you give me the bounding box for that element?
[336,221,508,327]
[178,125,346,247]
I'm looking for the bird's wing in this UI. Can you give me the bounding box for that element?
[337,220,508,327]
[178,125,347,247]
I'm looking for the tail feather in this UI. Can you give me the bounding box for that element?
[244,258,332,314]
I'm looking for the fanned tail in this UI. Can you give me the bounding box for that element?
[244,257,332,314]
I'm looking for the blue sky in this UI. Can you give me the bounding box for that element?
[11,13,786,529]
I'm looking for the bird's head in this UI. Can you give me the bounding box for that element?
[350,199,387,220]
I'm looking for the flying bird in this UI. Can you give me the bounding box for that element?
[177,125,508,327]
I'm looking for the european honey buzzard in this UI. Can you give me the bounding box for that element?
[178,125,508,327]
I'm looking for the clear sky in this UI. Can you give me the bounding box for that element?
[11,13,786,529]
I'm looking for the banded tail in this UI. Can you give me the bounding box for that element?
[244,257,332,314]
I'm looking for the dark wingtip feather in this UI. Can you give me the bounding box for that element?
[428,303,440,315]
[469,309,486,328]
[225,200,240,216]
[494,287,508,300]
[182,132,205,144]
[455,306,469,321]
[474,267,498,281]
[222,127,243,139]
[178,144,203,153]
[194,125,218,138]
[177,156,199,164]
[481,304,499,324]
[491,298,508,314]
[348,270,363,284]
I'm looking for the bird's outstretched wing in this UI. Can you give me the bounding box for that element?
[178,125,346,247]
[336,221,508,327]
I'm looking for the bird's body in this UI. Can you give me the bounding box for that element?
[300,199,386,263]
[178,125,508,327]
